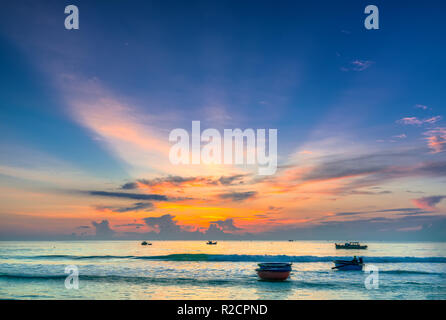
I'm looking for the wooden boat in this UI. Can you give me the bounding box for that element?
[256,262,292,281]
[332,259,364,271]
[141,241,152,246]
[206,241,217,245]
[335,242,367,249]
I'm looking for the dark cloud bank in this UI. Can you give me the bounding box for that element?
[77,213,446,241]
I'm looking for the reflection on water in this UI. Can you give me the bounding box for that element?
[0,241,445,299]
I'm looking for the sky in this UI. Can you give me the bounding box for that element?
[0,0,445,240]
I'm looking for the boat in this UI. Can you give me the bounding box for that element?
[332,258,364,271]
[141,241,152,246]
[256,262,292,281]
[206,241,217,245]
[335,241,367,249]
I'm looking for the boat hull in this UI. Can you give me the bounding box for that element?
[335,245,367,249]
[256,270,291,281]
[334,260,363,271]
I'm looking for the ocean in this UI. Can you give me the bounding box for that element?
[0,241,445,300]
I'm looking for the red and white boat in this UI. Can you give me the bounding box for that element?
[256,262,292,281]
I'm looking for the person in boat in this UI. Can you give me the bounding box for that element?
[352,256,358,263]
[359,257,363,264]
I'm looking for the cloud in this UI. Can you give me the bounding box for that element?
[121,173,250,190]
[340,60,373,72]
[143,214,182,234]
[351,60,373,71]
[423,127,446,153]
[76,225,90,229]
[63,78,173,174]
[218,174,248,185]
[397,116,442,125]
[415,104,429,110]
[255,215,446,241]
[210,218,241,231]
[115,223,145,229]
[288,149,446,195]
[334,208,428,217]
[334,211,368,216]
[91,220,115,238]
[412,195,446,211]
[95,202,154,213]
[87,190,168,201]
[218,191,257,202]
[299,156,384,183]
[121,182,139,190]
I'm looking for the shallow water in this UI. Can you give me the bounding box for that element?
[0,241,445,299]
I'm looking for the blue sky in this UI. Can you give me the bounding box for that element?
[0,0,445,240]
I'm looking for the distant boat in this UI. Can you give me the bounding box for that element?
[206,241,217,245]
[288,240,294,242]
[332,258,364,271]
[335,242,367,249]
[256,262,292,281]
[141,241,152,246]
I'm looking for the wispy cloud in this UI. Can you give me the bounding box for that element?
[95,202,154,213]
[397,116,442,125]
[351,60,374,71]
[423,127,446,153]
[412,195,446,211]
[87,191,168,201]
[121,174,250,190]
[219,191,257,202]
[340,60,374,72]
[415,104,429,110]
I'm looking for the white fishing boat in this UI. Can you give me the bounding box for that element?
[335,242,367,249]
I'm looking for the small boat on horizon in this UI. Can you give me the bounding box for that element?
[141,241,152,246]
[335,241,367,249]
[256,262,292,281]
[206,240,217,245]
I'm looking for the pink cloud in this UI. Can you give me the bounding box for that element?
[412,195,446,211]
[424,127,446,153]
[397,116,442,126]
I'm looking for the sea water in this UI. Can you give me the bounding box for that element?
[0,241,445,300]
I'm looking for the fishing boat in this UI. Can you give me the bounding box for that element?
[335,241,367,249]
[206,240,217,245]
[141,241,152,246]
[332,258,364,271]
[256,262,292,281]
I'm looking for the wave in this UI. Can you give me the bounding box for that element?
[0,273,251,286]
[6,254,446,263]
[379,270,444,275]
[1,272,442,288]
[135,254,446,263]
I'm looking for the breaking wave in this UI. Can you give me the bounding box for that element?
[7,254,446,263]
